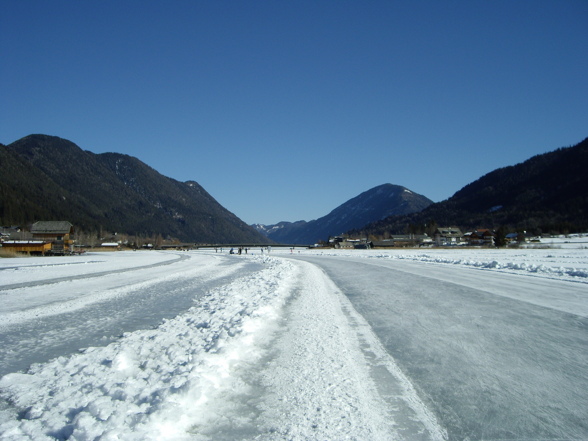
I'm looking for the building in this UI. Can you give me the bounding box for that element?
[467,229,495,246]
[372,234,432,248]
[434,227,464,246]
[0,240,52,255]
[30,221,75,255]
[335,239,372,249]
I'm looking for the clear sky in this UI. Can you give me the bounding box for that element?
[2,1,587,225]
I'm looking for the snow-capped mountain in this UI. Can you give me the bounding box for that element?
[254,184,433,244]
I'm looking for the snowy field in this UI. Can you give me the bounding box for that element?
[1,240,587,440]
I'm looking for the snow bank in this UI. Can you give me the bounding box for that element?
[292,247,588,284]
[374,252,588,281]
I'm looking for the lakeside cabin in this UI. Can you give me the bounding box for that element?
[31,221,75,254]
[1,221,75,255]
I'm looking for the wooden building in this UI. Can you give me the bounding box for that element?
[30,221,75,255]
[1,240,52,255]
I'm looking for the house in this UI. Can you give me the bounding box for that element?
[505,231,536,245]
[372,234,432,248]
[30,221,75,255]
[505,232,519,244]
[467,229,495,246]
[336,239,358,249]
[329,236,344,245]
[434,227,464,246]
[335,239,372,249]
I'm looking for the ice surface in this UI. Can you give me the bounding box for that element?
[1,244,587,440]
[290,244,588,440]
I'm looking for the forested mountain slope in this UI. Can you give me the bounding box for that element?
[357,137,588,236]
[1,135,269,243]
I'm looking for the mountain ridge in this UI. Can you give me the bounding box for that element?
[4,134,586,244]
[1,134,270,244]
[355,137,588,237]
[254,183,433,244]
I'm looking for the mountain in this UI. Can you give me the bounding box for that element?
[358,137,588,237]
[252,220,308,240]
[255,184,433,245]
[0,134,269,244]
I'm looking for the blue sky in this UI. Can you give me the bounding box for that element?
[2,1,587,225]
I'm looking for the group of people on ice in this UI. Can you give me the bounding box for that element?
[228,246,271,255]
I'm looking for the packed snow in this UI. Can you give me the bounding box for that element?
[1,239,587,440]
[306,237,588,285]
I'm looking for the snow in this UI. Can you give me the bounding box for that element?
[0,251,444,440]
[305,237,588,285]
[1,243,587,440]
[0,251,178,285]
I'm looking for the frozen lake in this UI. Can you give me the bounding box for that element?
[292,252,588,440]
[1,245,587,440]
